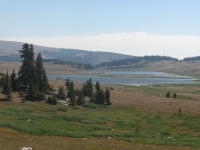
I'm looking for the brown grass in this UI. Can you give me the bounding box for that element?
[0,127,195,150]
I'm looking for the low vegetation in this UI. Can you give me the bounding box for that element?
[0,102,199,148]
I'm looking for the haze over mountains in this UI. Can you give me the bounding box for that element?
[0,40,133,65]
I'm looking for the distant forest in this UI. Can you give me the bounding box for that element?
[183,56,200,61]
[42,59,94,69]
[96,56,178,67]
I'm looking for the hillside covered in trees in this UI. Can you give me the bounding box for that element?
[96,56,178,67]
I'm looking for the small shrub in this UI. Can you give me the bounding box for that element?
[166,91,170,98]
[173,93,177,98]
[72,106,80,110]
[85,102,99,109]
[46,94,57,105]
[57,106,67,112]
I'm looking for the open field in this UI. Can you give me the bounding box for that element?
[0,81,200,150]
[0,62,82,75]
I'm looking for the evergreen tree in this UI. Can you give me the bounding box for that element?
[35,53,43,92]
[67,81,76,105]
[95,81,100,92]
[2,71,12,101]
[10,70,17,91]
[57,86,66,100]
[42,69,50,92]
[166,91,170,98]
[26,81,45,101]
[35,53,50,93]
[95,89,105,104]
[65,78,70,90]
[18,44,50,101]
[18,44,36,90]
[173,93,177,98]
[77,90,85,105]
[105,88,111,105]
[46,94,57,105]
[82,78,93,97]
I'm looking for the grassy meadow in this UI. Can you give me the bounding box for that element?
[0,81,200,150]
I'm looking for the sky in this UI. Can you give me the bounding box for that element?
[0,0,200,59]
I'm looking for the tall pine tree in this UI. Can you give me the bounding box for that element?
[18,44,35,90]
[35,53,43,92]
[10,70,17,91]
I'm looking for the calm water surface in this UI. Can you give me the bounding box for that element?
[47,71,196,86]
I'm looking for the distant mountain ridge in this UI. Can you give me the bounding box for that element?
[0,40,134,65]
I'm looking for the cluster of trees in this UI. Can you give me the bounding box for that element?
[0,43,111,106]
[183,56,200,61]
[96,56,178,67]
[55,78,111,106]
[0,44,52,101]
[0,71,13,101]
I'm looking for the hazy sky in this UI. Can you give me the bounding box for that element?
[0,0,200,59]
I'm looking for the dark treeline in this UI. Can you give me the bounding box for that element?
[183,56,200,61]
[96,56,178,67]
[43,59,94,69]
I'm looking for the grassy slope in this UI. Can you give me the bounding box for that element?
[102,60,200,78]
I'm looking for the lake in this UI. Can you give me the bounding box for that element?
[47,71,196,86]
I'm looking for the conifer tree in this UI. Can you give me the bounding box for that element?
[57,86,66,100]
[82,78,93,97]
[35,53,43,92]
[65,78,70,90]
[77,90,85,105]
[42,69,50,92]
[2,71,12,101]
[18,44,35,90]
[105,88,111,105]
[35,53,50,93]
[95,89,105,104]
[10,70,17,91]
[95,81,100,92]
[67,81,76,105]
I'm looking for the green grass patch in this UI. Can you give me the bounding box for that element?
[57,106,68,112]
[0,105,200,148]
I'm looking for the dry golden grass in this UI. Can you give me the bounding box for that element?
[109,60,200,77]
[0,62,82,75]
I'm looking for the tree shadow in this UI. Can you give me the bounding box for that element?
[0,97,8,101]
